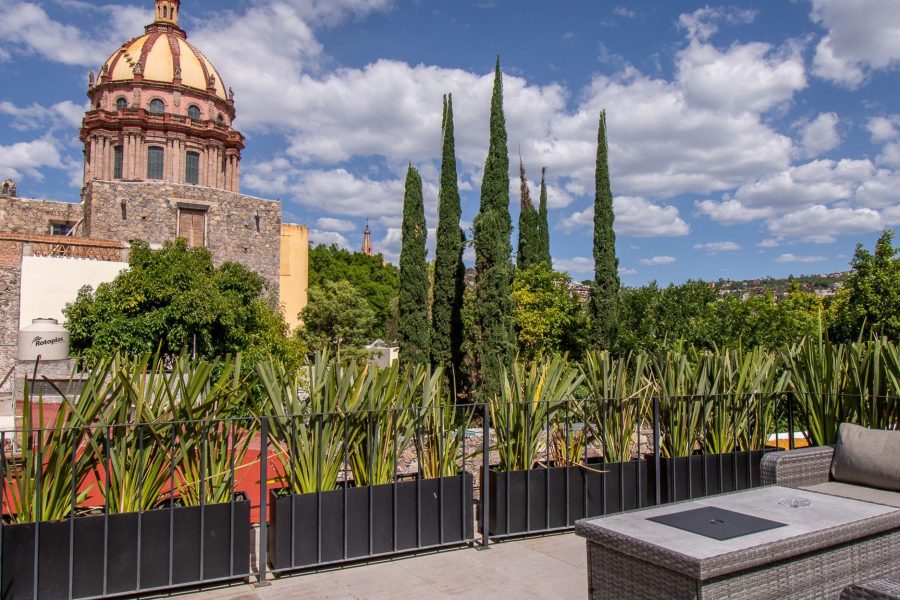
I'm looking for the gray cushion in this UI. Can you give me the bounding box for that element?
[803,482,900,508]
[831,423,900,492]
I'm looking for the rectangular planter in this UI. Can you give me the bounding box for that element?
[1,499,250,600]
[483,460,651,537]
[268,473,474,571]
[650,449,777,504]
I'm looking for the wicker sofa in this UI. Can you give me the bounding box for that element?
[761,424,900,600]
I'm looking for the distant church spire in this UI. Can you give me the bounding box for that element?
[154,0,180,26]
[361,219,374,256]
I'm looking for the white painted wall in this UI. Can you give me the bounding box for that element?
[19,256,128,325]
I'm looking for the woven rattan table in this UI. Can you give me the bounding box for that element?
[575,486,900,600]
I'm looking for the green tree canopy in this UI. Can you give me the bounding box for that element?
[308,243,399,339]
[64,239,303,367]
[591,110,620,350]
[830,230,900,341]
[300,280,376,352]
[516,157,542,270]
[512,263,588,361]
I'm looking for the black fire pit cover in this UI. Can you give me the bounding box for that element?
[648,506,787,541]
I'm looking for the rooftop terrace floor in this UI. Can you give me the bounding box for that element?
[174,533,586,600]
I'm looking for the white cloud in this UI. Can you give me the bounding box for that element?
[775,253,827,264]
[639,255,676,266]
[877,143,900,167]
[677,6,757,42]
[559,196,689,237]
[695,198,773,224]
[618,266,638,275]
[553,256,594,274]
[309,229,350,248]
[676,39,806,114]
[315,217,356,232]
[0,137,64,182]
[867,115,900,143]
[0,100,85,131]
[811,0,900,87]
[733,159,876,209]
[768,205,884,238]
[694,241,741,254]
[758,238,783,248]
[799,112,841,157]
[613,7,636,19]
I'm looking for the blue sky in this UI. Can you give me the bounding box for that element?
[1,0,899,285]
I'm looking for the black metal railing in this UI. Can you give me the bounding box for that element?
[1,392,898,598]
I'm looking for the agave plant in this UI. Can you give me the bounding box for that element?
[346,362,422,487]
[781,337,850,446]
[704,347,786,453]
[2,358,112,523]
[491,355,583,472]
[652,348,719,458]
[845,337,900,430]
[172,355,253,506]
[257,351,367,494]
[415,368,472,479]
[580,351,651,463]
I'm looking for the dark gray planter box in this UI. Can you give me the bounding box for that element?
[268,473,474,571]
[483,460,651,536]
[650,449,778,504]
[1,499,250,600]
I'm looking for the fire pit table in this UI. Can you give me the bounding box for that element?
[575,486,900,600]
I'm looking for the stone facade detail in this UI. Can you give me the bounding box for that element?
[83,180,281,291]
[0,196,85,236]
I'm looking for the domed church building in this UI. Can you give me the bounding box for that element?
[0,0,309,391]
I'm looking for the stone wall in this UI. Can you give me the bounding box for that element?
[0,241,21,393]
[0,196,84,236]
[84,180,281,291]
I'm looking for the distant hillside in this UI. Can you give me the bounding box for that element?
[710,272,848,300]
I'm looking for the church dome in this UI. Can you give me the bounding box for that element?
[101,31,227,101]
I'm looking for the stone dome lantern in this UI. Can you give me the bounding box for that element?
[80,0,243,191]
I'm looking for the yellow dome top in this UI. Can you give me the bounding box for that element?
[101,7,227,101]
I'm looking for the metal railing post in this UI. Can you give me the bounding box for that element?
[256,418,270,586]
[481,402,490,549]
[652,397,661,506]
[787,392,796,451]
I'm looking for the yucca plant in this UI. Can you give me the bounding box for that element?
[257,351,367,494]
[415,368,472,479]
[845,337,900,430]
[3,359,112,523]
[881,338,900,429]
[580,351,651,463]
[347,362,422,487]
[653,348,718,458]
[491,355,583,472]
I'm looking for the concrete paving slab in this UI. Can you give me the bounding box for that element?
[169,533,586,600]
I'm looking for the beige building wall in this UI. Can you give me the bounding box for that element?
[279,223,309,331]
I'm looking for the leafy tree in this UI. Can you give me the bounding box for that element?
[516,157,542,270]
[537,167,551,264]
[472,57,516,399]
[590,110,619,350]
[308,243,399,339]
[513,263,588,361]
[830,230,900,341]
[431,94,466,377]
[300,280,376,353]
[64,239,303,367]
[398,164,430,364]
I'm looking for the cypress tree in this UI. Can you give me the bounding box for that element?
[537,167,551,264]
[473,56,515,399]
[590,110,620,350]
[431,94,466,377]
[398,164,430,364]
[516,157,542,270]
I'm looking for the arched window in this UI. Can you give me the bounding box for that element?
[147,146,164,179]
[187,105,201,121]
[116,97,128,110]
[163,6,168,18]
[216,113,225,125]
[113,146,123,179]
[149,98,165,114]
[185,151,200,185]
